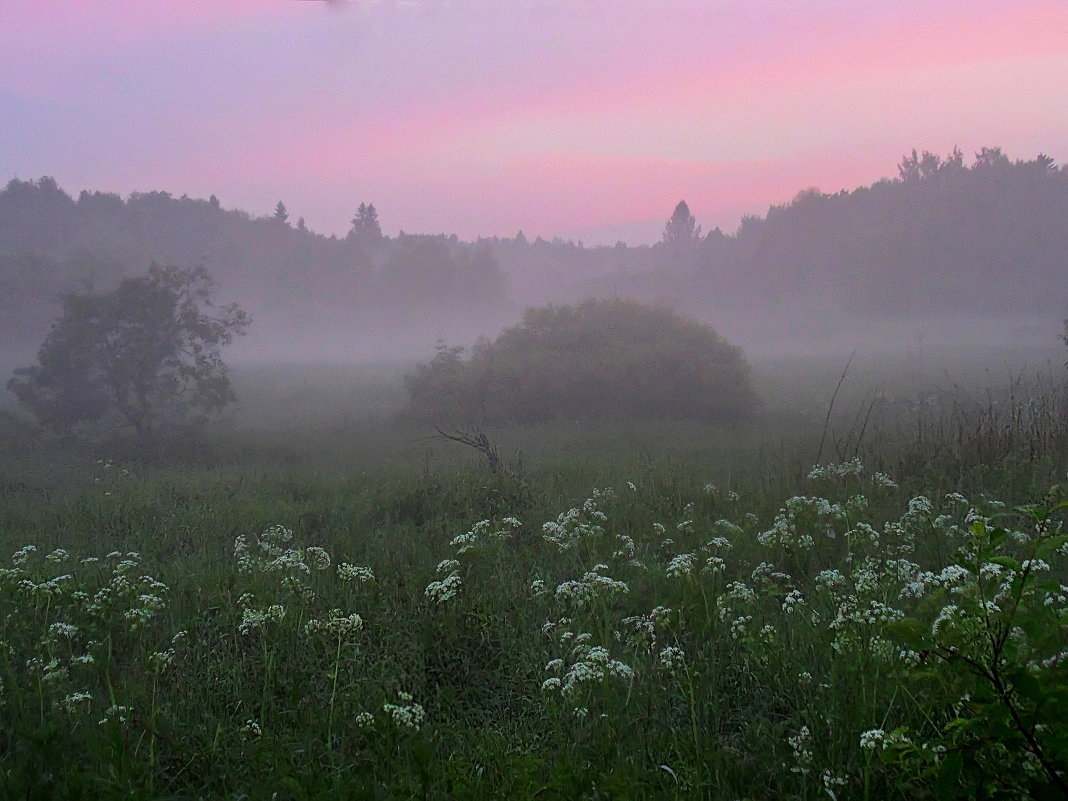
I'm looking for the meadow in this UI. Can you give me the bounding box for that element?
[1,346,1066,800]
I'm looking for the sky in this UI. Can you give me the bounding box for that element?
[3,0,1068,245]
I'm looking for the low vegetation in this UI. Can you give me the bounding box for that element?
[1,352,1066,799]
[405,299,756,425]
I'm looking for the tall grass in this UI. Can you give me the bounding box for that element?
[1,355,1065,799]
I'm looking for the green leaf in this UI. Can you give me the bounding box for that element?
[886,617,929,647]
[936,751,963,796]
[987,555,1021,572]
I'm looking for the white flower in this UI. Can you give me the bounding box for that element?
[59,691,93,714]
[872,472,897,488]
[383,692,425,731]
[304,609,364,637]
[666,553,696,578]
[658,646,686,672]
[239,604,287,635]
[337,563,374,583]
[435,559,461,575]
[425,573,462,604]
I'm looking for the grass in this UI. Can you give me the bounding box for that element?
[1,350,1066,799]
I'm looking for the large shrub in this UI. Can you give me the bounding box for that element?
[406,299,757,424]
[7,263,248,441]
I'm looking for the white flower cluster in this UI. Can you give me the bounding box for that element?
[758,496,845,550]
[859,728,912,751]
[304,609,364,638]
[234,525,332,577]
[657,646,686,673]
[554,564,629,607]
[807,458,863,481]
[238,604,287,635]
[425,557,463,604]
[542,490,611,551]
[541,641,633,696]
[665,553,696,578]
[59,691,93,714]
[617,606,672,651]
[383,691,425,731]
[450,517,522,554]
[787,725,813,775]
[337,563,374,583]
[99,704,133,726]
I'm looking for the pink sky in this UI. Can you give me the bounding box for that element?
[2,0,1067,244]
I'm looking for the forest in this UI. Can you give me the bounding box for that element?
[2,147,1065,364]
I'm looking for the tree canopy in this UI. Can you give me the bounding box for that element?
[405,298,756,424]
[7,263,249,440]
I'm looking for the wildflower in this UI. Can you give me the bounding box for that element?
[872,472,897,488]
[658,646,686,672]
[706,531,736,550]
[305,546,331,571]
[304,609,364,637]
[666,553,696,578]
[529,579,547,597]
[337,563,374,583]
[241,719,263,738]
[787,726,813,775]
[354,711,375,728]
[704,556,726,574]
[807,458,862,481]
[859,728,911,751]
[11,545,37,566]
[611,534,636,560]
[781,590,805,614]
[822,771,847,790]
[425,573,462,604]
[45,548,70,563]
[149,649,176,669]
[60,691,93,714]
[435,559,461,575]
[729,616,752,639]
[383,691,425,731]
[1021,559,1050,573]
[239,604,287,635]
[907,496,932,515]
[554,565,629,606]
[48,622,79,639]
[99,705,132,726]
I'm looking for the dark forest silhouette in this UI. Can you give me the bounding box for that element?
[2,148,1066,358]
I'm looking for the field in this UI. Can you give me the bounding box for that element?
[2,347,1067,800]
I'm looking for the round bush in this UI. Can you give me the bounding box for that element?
[406,299,757,424]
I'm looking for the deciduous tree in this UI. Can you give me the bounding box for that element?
[7,263,249,440]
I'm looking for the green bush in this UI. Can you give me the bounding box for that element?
[406,299,757,424]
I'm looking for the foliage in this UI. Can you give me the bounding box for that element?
[4,152,1068,356]
[349,201,382,242]
[2,446,1066,799]
[405,298,757,424]
[7,263,248,440]
[883,496,1068,798]
[663,199,702,246]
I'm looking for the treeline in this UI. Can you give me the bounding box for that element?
[2,147,1066,355]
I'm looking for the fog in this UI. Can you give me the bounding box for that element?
[3,2,1068,420]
